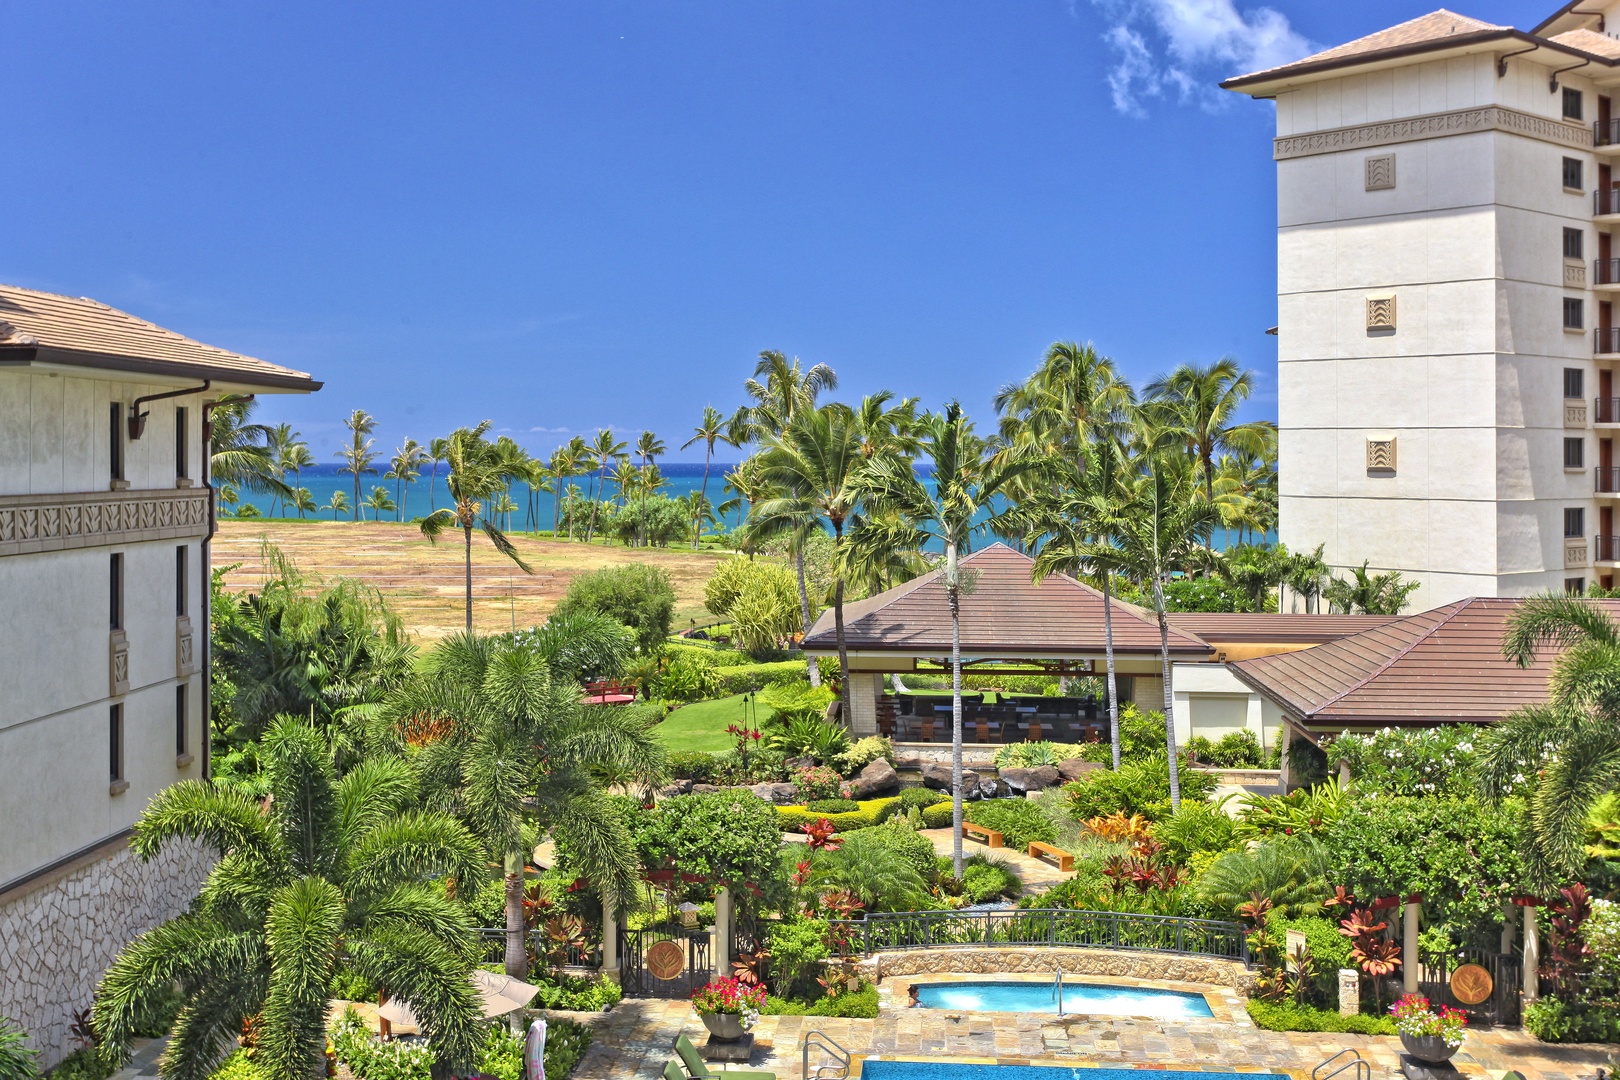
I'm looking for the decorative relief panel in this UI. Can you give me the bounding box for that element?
[176,617,196,678]
[1275,105,1590,160]
[1366,295,1397,332]
[1567,263,1588,288]
[1365,154,1395,191]
[1366,437,1397,473]
[1567,539,1590,569]
[0,489,208,558]
[110,630,130,697]
[1568,399,1589,427]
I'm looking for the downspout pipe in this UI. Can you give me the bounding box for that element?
[128,380,211,440]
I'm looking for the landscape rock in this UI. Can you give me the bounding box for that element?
[998,766,1035,793]
[747,782,800,803]
[691,783,724,795]
[851,759,900,798]
[977,777,1009,799]
[921,761,982,797]
[658,779,694,797]
[1028,765,1061,790]
[1057,757,1101,783]
[784,755,817,773]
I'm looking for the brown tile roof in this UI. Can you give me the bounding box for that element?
[1223,10,1535,90]
[1550,27,1620,60]
[0,284,319,391]
[1227,597,1620,728]
[802,543,1213,658]
[1167,612,1400,646]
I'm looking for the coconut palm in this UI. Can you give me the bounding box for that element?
[419,422,534,632]
[323,490,350,521]
[857,402,1033,877]
[851,391,922,460]
[265,424,298,517]
[682,406,740,547]
[1480,594,1620,889]
[427,437,450,513]
[92,717,485,1080]
[633,430,667,547]
[209,397,292,504]
[1142,358,1272,517]
[281,442,315,519]
[1323,561,1420,615]
[365,485,397,521]
[375,632,665,978]
[388,439,429,522]
[336,410,379,522]
[585,430,626,543]
[289,487,317,518]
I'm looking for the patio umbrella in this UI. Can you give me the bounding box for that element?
[377,969,541,1026]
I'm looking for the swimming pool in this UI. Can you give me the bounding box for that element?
[912,979,1213,1019]
[860,1064,1285,1080]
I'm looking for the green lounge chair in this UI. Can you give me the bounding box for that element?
[673,1032,776,1079]
[665,1061,689,1080]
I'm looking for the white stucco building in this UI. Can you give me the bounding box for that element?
[1225,5,1620,607]
[0,285,318,1066]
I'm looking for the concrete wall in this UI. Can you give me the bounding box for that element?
[1171,663,1280,752]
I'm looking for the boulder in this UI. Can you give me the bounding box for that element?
[1028,765,1062,791]
[998,766,1034,793]
[691,783,724,795]
[658,779,694,797]
[921,761,980,798]
[851,758,900,798]
[1057,757,1102,783]
[785,755,817,773]
[748,782,800,804]
[977,777,1009,799]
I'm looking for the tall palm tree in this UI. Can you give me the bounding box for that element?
[209,397,292,504]
[1142,358,1271,515]
[1111,455,1221,811]
[585,429,626,543]
[282,442,315,520]
[1481,595,1620,890]
[634,430,667,547]
[323,490,350,521]
[682,406,740,548]
[336,409,379,522]
[419,422,534,631]
[858,402,1031,878]
[377,633,665,979]
[388,438,429,522]
[427,437,450,513]
[92,717,485,1080]
[365,485,397,521]
[290,487,317,518]
[265,424,298,517]
[750,405,871,727]
[851,391,922,460]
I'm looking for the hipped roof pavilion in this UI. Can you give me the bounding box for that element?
[801,543,1213,676]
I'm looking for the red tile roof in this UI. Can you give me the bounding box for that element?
[1167,612,1399,646]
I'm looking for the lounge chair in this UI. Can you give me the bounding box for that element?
[673,1032,776,1079]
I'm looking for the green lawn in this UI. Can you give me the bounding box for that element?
[655,694,777,754]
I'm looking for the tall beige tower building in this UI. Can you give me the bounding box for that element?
[1225,5,1620,607]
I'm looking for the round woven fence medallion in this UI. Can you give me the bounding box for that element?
[1450,962,1493,1006]
[646,939,686,981]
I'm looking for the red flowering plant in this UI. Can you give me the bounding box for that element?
[799,818,842,851]
[691,976,766,1029]
[1390,994,1468,1048]
[795,765,843,801]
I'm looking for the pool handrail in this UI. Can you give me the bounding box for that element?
[802,1029,850,1080]
[1312,1049,1369,1080]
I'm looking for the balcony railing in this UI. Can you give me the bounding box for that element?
[1598,188,1620,216]
[1597,119,1620,147]
[1598,535,1620,562]
[1598,468,1620,493]
[1599,328,1620,354]
[1597,398,1620,423]
[1598,259,1620,286]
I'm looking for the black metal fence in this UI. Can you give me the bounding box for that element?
[474,928,599,969]
[619,925,714,998]
[1417,947,1522,1028]
[828,908,1249,964]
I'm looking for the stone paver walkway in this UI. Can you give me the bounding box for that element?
[565,996,1617,1080]
[917,829,1072,894]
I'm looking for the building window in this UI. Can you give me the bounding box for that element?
[110,552,124,631]
[1566,227,1586,259]
[1566,298,1587,329]
[176,545,188,617]
[1567,437,1587,468]
[109,402,125,482]
[176,683,188,757]
[1567,577,1588,595]
[175,404,189,476]
[1565,87,1585,121]
[1567,507,1587,537]
[1566,157,1585,190]
[1566,368,1586,398]
[110,703,124,783]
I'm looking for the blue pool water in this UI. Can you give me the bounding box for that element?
[860,1065,1285,1080]
[914,980,1213,1019]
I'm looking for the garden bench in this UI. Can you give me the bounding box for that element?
[1027,841,1073,871]
[962,822,1003,848]
[582,679,637,705]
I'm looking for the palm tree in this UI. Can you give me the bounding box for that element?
[209,397,292,504]
[1284,544,1331,613]
[851,391,921,460]
[1112,454,1221,811]
[1143,358,1272,516]
[282,442,315,519]
[585,430,626,543]
[377,633,665,979]
[634,430,667,547]
[427,436,450,513]
[336,409,379,522]
[1481,595,1620,890]
[365,485,397,521]
[323,490,350,521]
[419,422,534,631]
[265,424,298,517]
[749,405,872,734]
[858,402,1032,878]
[290,487,317,518]
[1323,561,1420,615]
[388,438,429,522]
[682,406,740,547]
[92,717,485,1080]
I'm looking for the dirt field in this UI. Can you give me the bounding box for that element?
[214,520,728,641]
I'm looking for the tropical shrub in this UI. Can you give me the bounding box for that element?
[509,611,635,686]
[531,973,622,1012]
[1524,996,1620,1043]
[553,564,676,653]
[47,1050,111,1080]
[766,915,832,999]
[658,650,721,702]
[810,829,931,912]
[921,801,956,829]
[1151,799,1238,864]
[1273,915,1353,1005]
[771,717,850,764]
[959,854,1023,903]
[899,787,946,811]
[0,1018,37,1080]
[795,766,844,802]
[777,798,899,834]
[476,1015,593,1080]
[1197,837,1330,919]
[1246,1000,1395,1035]
[669,750,720,782]
[1075,704,1179,765]
[332,1007,432,1080]
[805,799,861,814]
[715,661,811,694]
[963,800,1059,851]
[857,819,940,885]
[1185,730,1265,769]
[705,559,802,655]
[206,1051,265,1080]
[1235,780,1348,841]
[761,984,879,1018]
[1322,725,1478,798]
[1161,576,1258,613]
[994,742,1084,769]
[634,791,783,889]
[760,680,837,725]
[1064,754,1217,822]
[834,736,893,776]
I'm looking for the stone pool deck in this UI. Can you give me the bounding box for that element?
[564,995,1616,1079]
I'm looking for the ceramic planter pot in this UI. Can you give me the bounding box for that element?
[700,1011,745,1041]
[1400,1033,1459,1063]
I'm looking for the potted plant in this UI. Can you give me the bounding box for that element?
[691,976,765,1042]
[1390,993,1467,1063]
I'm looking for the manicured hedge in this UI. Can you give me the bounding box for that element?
[716,660,810,694]
[777,797,900,833]
[1245,1000,1396,1035]
[921,801,955,829]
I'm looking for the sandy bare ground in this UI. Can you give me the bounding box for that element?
[214,520,727,641]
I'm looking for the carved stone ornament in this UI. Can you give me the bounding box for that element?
[1366,437,1397,473]
[1366,295,1396,332]
[1365,154,1395,191]
[1275,105,1590,160]
[0,489,208,558]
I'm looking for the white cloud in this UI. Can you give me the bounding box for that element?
[1091,0,1316,115]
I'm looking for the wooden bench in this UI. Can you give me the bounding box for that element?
[1027,841,1073,871]
[962,822,1003,848]
[582,679,637,705]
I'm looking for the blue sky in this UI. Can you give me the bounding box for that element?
[0,1,1540,461]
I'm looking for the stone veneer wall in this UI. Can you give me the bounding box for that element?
[0,837,214,1069]
[862,947,1257,992]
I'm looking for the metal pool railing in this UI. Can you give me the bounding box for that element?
[828,908,1250,964]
